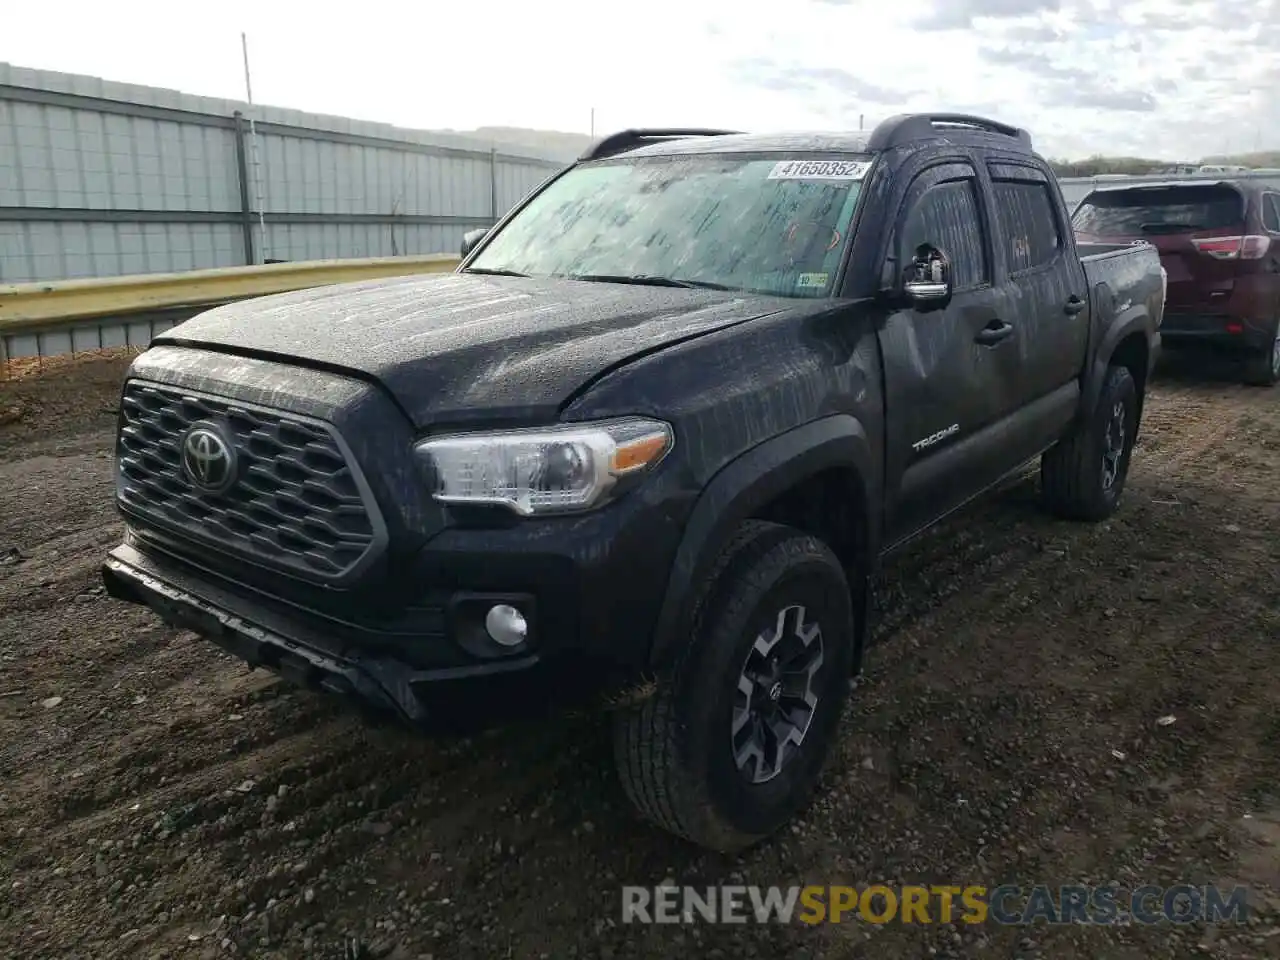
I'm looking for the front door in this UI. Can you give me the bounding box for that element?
[880,159,1023,546]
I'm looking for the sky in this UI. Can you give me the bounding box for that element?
[2,0,1278,161]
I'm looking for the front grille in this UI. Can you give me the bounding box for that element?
[116,380,383,582]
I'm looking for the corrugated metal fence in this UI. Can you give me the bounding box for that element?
[0,63,575,283]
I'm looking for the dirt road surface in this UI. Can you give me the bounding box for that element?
[2,352,1278,959]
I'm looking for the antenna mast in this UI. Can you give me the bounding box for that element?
[241,33,270,263]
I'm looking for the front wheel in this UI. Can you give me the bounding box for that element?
[612,520,856,852]
[1040,364,1139,522]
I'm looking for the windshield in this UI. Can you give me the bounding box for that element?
[1072,185,1244,237]
[465,154,870,298]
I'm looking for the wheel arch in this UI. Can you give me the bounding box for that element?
[1081,308,1155,435]
[648,414,881,672]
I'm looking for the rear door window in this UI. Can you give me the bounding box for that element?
[1071,185,1245,237]
[991,179,1062,273]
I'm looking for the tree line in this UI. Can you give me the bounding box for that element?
[1048,151,1280,177]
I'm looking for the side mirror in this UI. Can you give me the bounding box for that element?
[901,243,952,309]
[460,227,489,258]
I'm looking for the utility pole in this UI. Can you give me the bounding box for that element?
[590,107,595,137]
[241,32,269,263]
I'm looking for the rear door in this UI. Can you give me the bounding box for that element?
[986,160,1090,417]
[1070,183,1248,314]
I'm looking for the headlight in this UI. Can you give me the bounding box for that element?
[415,417,673,516]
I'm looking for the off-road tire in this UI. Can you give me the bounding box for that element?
[612,520,856,852]
[1041,364,1139,521]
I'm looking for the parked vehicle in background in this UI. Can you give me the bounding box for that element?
[1073,179,1280,385]
[103,114,1165,852]
[1198,164,1252,174]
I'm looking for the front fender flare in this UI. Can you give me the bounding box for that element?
[648,414,880,669]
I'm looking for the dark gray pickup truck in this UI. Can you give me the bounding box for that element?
[103,113,1165,851]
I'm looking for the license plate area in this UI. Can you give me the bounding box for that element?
[148,593,228,638]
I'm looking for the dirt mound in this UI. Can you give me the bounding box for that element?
[0,349,138,457]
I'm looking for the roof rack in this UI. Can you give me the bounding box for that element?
[868,113,1032,152]
[578,128,743,162]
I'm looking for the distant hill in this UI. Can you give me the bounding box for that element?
[1048,156,1167,177]
[1049,150,1280,177]
[434,126,595,158]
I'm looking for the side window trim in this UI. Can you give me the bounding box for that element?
[986,160,1049,184]
[892,162,991,293]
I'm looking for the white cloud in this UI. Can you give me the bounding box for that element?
[0,0,1276,160]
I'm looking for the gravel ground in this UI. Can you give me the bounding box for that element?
[1,350,1278,960]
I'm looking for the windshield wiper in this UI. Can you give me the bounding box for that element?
[461,266,530,277]
[561,273,734,291]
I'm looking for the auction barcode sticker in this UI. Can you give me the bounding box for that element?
[767,160,871,180]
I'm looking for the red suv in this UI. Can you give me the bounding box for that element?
[1073,180,1280,385]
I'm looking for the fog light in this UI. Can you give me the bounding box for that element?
[484,604,528,647]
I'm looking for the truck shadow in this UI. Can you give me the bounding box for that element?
[1153,348,1254,386]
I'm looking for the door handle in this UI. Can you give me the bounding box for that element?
[974,320,1014,345]
[1064,295,1086,315]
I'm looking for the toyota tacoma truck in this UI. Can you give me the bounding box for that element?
[102,113,1164,852]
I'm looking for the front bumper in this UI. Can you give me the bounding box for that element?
[102,345,694,722]
[104,461,689,723]
[103,544,550,724]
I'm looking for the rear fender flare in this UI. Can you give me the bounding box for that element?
[648,414,880,669]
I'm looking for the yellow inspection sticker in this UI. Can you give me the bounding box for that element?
[797,272,829,288]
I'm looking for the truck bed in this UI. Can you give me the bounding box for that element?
[1080,240,1164,306]
[1078,239,1165,380]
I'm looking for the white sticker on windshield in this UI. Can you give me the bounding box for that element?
[768,159,871,181]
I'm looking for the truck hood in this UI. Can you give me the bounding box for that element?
[155,272,795,428]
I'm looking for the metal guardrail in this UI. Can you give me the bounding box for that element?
[0,254,462,363]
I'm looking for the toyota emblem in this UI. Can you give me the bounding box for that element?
[181,422,238,494]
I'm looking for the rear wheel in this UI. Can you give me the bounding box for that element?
[1243,327,1280,387]
[612,520,856,852]
[1040,365,1139,521]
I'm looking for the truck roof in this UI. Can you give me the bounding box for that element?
[617,131,875,159]
[580,114,1035,162]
